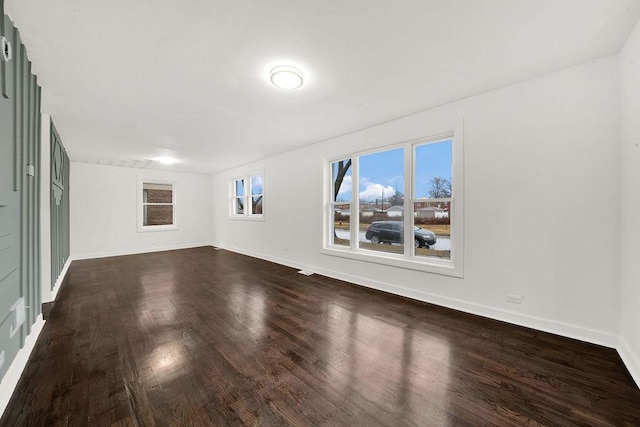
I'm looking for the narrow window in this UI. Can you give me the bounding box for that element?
[413,139,452,259]
[234,178,245,215]
[250,175,263,215]
[330,159,352,247]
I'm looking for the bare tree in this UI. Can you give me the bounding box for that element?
[333,160,352,201]
[428,177,452,198]
[388,190,404,206]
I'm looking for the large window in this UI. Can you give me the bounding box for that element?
[324,132,463,276]
[231,173,264,219]
[138,179,176,231]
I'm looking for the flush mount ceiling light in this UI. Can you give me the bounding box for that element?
[155,156,177,165]
[270,65,304,89]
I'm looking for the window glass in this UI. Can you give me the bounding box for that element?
[250,175,263,215]
[235,179,245,197]
[233,178,245,215]
[332,160,352,203]
[358,148,404,255]
[142,182,174,227]
[251,175,263,195]
[414,140,452,259]
[415,140,452,198]
[235,197,245,215]
[330,160,352,247]
[332,202,351,247]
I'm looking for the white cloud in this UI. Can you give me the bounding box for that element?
[337,175,352,196]
[359,181,395,201]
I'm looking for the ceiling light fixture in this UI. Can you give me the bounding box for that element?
[155,156,177,165]
[270,65,304,89]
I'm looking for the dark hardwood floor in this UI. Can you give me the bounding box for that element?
[2,246,639,426]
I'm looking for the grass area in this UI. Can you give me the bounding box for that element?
[332,238,451,259]
[416,224,450,236]
[334,222,450,236]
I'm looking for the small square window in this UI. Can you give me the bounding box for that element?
[230,173,264,220]
[138,179,176,231]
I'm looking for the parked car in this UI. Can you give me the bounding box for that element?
[364,221,437,248]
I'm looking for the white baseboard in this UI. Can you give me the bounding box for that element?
[72,242,213,261]
[618,337,640,387]
[213,243,619,349]
[0,314,45,418]
[44,257,73,304]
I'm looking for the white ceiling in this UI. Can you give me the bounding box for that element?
[6,0,640,174]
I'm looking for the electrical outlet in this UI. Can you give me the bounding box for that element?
[9,297,26,338]
[506,294,524,304]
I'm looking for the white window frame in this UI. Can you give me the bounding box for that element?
[229,173,265,221]
[137,177,177,232]
[322,129,464,277]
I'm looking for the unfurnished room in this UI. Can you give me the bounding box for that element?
[1,1,640,425]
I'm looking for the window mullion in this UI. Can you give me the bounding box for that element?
[351,156,358,250]
[404,143,413,259]
[247,177,252,216]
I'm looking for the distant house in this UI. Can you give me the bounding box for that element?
[417,206,448,219]
[360,208,376,217]
[386,205,403,217]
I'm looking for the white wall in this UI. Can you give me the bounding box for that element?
[619,18,640,384]
[71,163,212,258]
[212,56,621,347]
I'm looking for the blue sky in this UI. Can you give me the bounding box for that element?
[235,174,264,196]
[334,139,452,202]
[251,175,263,195]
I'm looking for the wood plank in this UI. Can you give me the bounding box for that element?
[1,246,639,426]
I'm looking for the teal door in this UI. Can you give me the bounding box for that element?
[0,7,42,380]
[0,12,22,378]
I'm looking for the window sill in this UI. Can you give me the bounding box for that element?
[320,245,463,278]
[229,215,265,222]
[137,225,179,233]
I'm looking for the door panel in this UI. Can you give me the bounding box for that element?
[0,10,41,380]
[0,20,21,379]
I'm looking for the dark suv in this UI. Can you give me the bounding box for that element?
[364,221,437,248]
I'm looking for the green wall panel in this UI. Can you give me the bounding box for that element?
[51,121,69,290]
[0,4,42,380]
